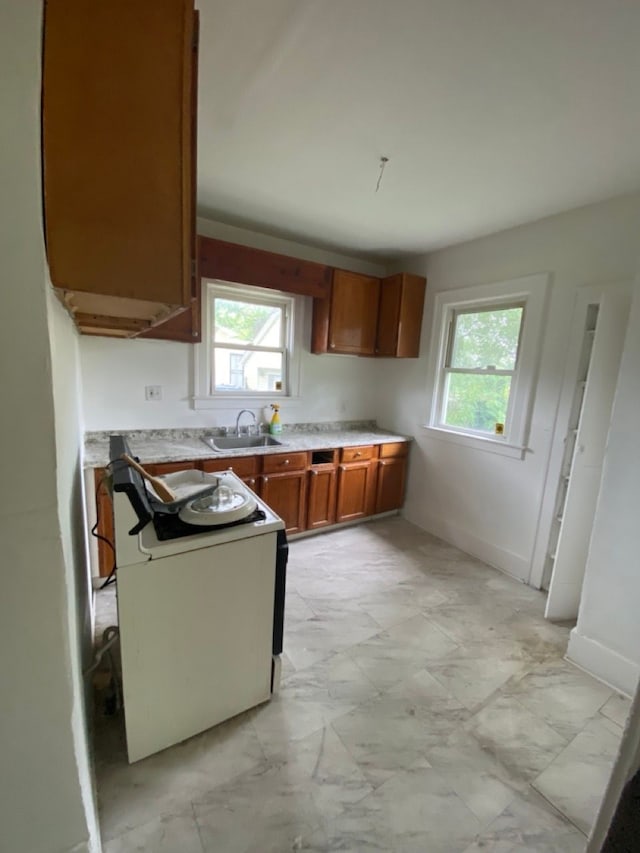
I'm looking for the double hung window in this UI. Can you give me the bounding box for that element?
[426,274,548,457]
[440,303,524,435]
[208,284,292,396]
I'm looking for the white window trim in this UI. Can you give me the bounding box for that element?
[192,280,304,410]
[423,273,549,459]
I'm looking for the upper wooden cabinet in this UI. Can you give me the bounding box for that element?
[376,273,426,358]
[42,0,198,338]
[312,269,426,358]
[323,270,380,355]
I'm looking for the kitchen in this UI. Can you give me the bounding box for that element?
[3,2,640,852]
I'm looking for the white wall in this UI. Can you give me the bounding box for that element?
[375,193,640,582]
[0,5,100,852]
[568,275,640,696]
[80,218,386,431]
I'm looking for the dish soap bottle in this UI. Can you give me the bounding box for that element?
[269,403,282,435]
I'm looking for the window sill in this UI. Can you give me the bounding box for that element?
[421,425,528,459]
[192,395,303,410]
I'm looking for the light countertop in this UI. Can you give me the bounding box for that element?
[84,421,412,468]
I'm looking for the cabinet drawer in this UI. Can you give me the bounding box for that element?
[200,456,259,478]
[340,445,374,463]
[145,460,196,476]
[262,451,308,474]
[379,442,408,459]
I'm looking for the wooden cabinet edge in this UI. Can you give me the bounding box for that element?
[43,1,198,336]
[311,294,331,354]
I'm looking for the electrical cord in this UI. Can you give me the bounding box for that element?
[83,625,119,677]
[91,462,117,589]
[85,626,122,714]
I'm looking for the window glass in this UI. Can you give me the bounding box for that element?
[213,348,283,393]
[443,373,512,432]
[213,298,282,347]
[450,306,523,370]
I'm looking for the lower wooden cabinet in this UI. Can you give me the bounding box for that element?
[336,460,375,523]
[375,456,408,513]
[91,441,410,576]
[307,465,338,529]
[260,470,307,534]
[374,443,408,513]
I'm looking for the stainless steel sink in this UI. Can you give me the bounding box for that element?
[201,434,283,452]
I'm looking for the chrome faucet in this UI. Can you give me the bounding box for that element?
[235,409,257,436]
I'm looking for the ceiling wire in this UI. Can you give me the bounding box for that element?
[375,156,389,193]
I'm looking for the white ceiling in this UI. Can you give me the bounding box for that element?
[196,0,640,260]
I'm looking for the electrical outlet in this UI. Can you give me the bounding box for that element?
[145,385,162,401]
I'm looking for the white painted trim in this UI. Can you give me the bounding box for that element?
[528,284,605,589]
[587,662,640,852]
[425,273,550,453]
[567,627,639,698]
[421,425,527,459]
[192,395,305,410]
[404,507,531,582]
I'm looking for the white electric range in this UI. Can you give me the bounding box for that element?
[109,435,287,763]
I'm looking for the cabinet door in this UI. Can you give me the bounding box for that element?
[328,270,380,355]
[336,462,374,522]
[94,469,115,578]
[377,274,426,357]
[42,0,197,326]
[261,472,307,534]
[375,457,408,514]
[307,467,337,529]
[137,15,201,344]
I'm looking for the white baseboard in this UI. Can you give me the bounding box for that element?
[567,627,639,697]
[403,509,530,582]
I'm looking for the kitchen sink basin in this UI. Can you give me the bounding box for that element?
[201,434,283,452]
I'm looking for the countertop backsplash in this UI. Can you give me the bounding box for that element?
[84,420,378,445]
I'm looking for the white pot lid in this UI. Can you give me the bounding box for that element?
[178,483,257,526]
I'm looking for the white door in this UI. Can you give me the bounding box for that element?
[544,282,631,621]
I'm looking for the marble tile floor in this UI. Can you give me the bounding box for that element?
[92,518,631,852]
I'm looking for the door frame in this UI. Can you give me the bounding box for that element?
[529,281,630,591]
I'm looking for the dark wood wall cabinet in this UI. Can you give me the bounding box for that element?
[312,270,426,358]
[92,442,409,576]
[42,0,198,338]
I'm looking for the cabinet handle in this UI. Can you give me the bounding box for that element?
[355,451,361,457]
[311,469,318,476]
[282,459,290,465]
[379,460,387,466]
[330,343,336,349]
[263,476,269,484]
